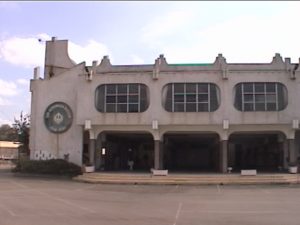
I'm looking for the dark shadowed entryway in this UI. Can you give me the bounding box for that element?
[163,132,220,172]
[228,132,285,172]
[100,132,154,171]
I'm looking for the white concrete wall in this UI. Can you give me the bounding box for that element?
[30,65,84,165]
[29,38,300,166]
[76,67,296,139]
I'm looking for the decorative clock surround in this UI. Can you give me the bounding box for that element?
[44,102,73,133]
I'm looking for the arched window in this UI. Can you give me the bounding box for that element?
[234,82,288,111]
[162,83,220,112]
[95,84,149,113]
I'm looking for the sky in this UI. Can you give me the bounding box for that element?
[0,1,300,125]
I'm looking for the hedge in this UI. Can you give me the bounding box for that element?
[12,159,82,177]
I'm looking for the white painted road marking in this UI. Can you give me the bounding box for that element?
[35,189,96,214]
[184,209,291,214]
[0,203,16,216]
[173,202,182,225]
[8,181,96,214]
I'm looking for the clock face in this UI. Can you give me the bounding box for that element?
[44,102,73,133]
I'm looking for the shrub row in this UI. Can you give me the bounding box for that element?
[12,159,82,177]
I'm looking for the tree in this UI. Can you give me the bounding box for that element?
[13,112,30,156]
[0,124,18,141]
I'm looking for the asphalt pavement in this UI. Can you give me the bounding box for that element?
[0,163,300,225]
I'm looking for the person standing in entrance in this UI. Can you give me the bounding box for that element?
[128,148,134,171]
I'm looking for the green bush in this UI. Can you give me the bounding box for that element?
[12,159,82,177]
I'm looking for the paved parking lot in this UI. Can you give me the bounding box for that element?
[0,168,300,225]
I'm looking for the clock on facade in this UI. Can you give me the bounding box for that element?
[44,102,73,133]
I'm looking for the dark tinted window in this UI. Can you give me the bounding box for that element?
[95,84,149,113]
[234,82,287,111]
[163,83,220,112]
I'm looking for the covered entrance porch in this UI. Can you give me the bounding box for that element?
[163,132,223,172]
[228,132,287,172]
[95,132,154,172]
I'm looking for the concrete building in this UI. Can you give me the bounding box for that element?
[29,37,300,173]
[0,141,19,160]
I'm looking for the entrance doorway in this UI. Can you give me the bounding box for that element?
[163,133,220,172]
[82,130,89,165]
[101,132,154,171]
[228,133,284,172]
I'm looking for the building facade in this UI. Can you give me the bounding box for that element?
[0,141,19,160]
[29,37,300,173]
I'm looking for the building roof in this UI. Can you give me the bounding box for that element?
[0,141,20,148]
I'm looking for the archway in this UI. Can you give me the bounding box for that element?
[228,132,285,172]
[163,132,220,172]
[98,132,154,171]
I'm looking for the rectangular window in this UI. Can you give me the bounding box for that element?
[129,95,138,103]
[186,83,197,93]
[106,84,116,94]
[174,83,184,93]
[117,104,127,112]
[243,83,253,93]
[106,96,116,103]
[244,94,253,102]
[128,104,139,112]
[129,84,138,93]
[186,94,196,102]
[174,103,185,112]
[117,84,127,94]
[106,104,116,112]
[174,95,185,103]
[255,83,265,93]
[198,94,208,103]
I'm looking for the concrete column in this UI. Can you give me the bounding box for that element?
[95,139,102,170]
[154,140,163,169]
[288,139,297,164]
[89,138,96,165]
[220,140,228,173]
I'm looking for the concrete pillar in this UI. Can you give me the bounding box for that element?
[220,140,228,173]
[89,138,96,165]
[288,139,297,164]
[154,140,163,169]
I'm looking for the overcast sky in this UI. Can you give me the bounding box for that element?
[0,1,300,124]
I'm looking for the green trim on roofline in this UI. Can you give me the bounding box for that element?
[169,63,212,66]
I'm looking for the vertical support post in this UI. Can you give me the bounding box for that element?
[288,139,296,164]
[154,140,161,169]
[95,139,101,170]
[89,138,96,165]
[220,140,228,173]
